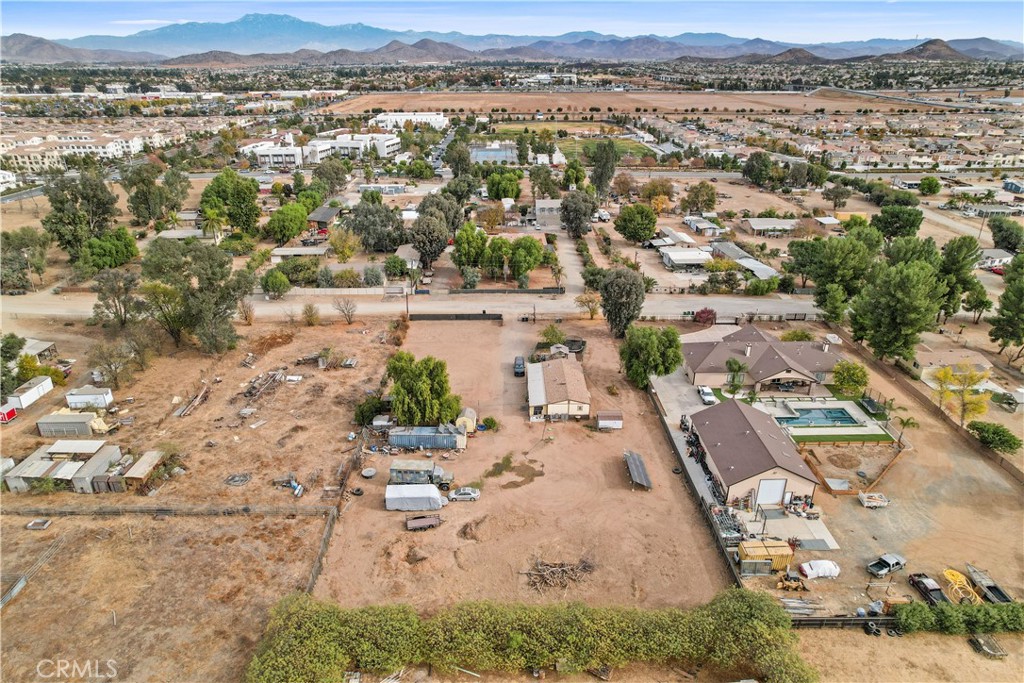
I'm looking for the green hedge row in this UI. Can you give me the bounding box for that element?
[892,601,1024,635]
[246,589,818,683]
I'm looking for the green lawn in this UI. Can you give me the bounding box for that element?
[791,433,895,444]
[712,388,729,403]
[492,121,622,136]
[560,137,654,163]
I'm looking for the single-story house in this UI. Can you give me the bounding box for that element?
[37,410,99,438]
[175,210,201,228]
[1003,178,1024,194]
[660,246,712,270]
[684,216,728,236]
[711,242,778,280]
[689,399,819,505]
[270,245,331,264]
[684,325,841,394]
[977,248,1015,269]
[65,385,114,410]
[156,228,222,246]
[535,199,562,228]
[661,226,697,245]
[395,244,422,271]
[307,205,342,230]
[527,356,591,422]
[742,218,799,236]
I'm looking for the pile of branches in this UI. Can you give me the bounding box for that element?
[522,557,595,592]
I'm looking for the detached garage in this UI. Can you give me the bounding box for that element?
[690,399,819,505]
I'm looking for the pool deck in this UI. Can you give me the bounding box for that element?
[750,399,890,437]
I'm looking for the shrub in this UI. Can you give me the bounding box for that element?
[301,303,321,327]
[333,269,362,288]
[694,307,717,326]
[220,233,257,255]
[933,603,967,634]
[260,269,291,299]
[482,416,499,431]
[354,396,385,425]
[968,421,1023,454]
[540,324,566,345]
[276,256,320,285]
[362,265,384,287]
[383,254,408,278]
[460,266,480,289]
[780,330,814,342]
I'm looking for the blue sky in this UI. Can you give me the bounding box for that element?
[3,1,1022,42]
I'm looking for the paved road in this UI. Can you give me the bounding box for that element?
[1,287,818,322]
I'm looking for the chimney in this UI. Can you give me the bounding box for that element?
[744,343,752,357]
[823,341,830,353]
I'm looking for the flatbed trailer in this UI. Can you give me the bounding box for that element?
[966,563,1014,603]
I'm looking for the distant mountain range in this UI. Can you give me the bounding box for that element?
[1,14,1021,65]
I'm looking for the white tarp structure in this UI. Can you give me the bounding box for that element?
[385,484,449,511]
[800,560,841,579]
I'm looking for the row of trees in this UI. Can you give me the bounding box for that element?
[452,224,546,286]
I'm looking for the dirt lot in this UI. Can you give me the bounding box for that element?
[805,443,901,489]
[0,513,321,682]
[324,90,896,116]
[316,319,732,613]
[798,630,1024,682]
[0,319,396,510]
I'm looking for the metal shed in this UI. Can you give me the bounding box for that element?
[455,407,477,434]
[7,376,54,410]
[388,424,467,450]
[71,446,122,494]
[0,403,17,423]
[37,411,98,438]
[596,410,623,430]
[123,450,166,490]
[623,450,652,490]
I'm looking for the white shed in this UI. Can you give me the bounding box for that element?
[456,407,478,434]
[596,410,624,430]
[65,385,114,410]
[7,376,54,410]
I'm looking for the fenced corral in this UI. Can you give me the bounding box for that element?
[305,508,339,592]
[409,313,503,322]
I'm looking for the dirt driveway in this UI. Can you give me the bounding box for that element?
[315,319,732,612]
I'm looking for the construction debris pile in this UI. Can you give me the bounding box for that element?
[242,370,286,403]
[522,558,596,591]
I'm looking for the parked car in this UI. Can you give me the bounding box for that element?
[909,573,951,606]
[513,356,526,377]
[867,553,907,578]
[697,385,716,405]
[991,267,1005,276]
[448,487,481,502]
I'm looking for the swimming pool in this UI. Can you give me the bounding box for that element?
[777,407,858,427]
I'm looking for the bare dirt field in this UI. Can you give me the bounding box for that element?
[0,318,396,510]
[315,318,732,613]
[0,513,321,683]
[798,630,1024,683]
[804,443,900,488]
[323,90,893,116]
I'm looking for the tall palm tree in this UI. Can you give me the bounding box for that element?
[895,415,919,447]
[201,207,227,241]
[166,210,181,230]
[725,357,749,395]
[551,264,565,289]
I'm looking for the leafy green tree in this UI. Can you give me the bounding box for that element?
[640,178,674,202]
[684,181,716,213]
[742,151,774,187]
[871,205,924,241]
[443,142,472,177]
[443,174,477,204]
[410,214,449,269]
[142,239,254,352]
[349,200,404,252]
[785,239,825,287]
[121,162,168,225]
[419,193,462,233]
[884,235,941,268]
[162,166,191,214]
[265,203,308,245]
[1,334,26,400]
[968,421,1023,454]
[852,260,946,361]
[810,237,873,306]
[482,236,512,279]
[588,139,617,197]
[832,360,869,396]
[452,223,488,268]
[486,171,522,200]
[200,168,260,236]
[92,269,143,328]
[786,162,808,188]
[41,169,120,261]
[614,204,658,244]
[387,351,462,425]
[515,134,530,165]
[619,325,682,389]
[528,165,561,199]
[562,160,586,190]
[600,268,646,338]
[846,222,884,255]
[560,190,597,239]
[807,164,829,187]
[312,157,350,194]
[988,270,1024,361]
[964,279,993,323]
[989,216,1023,253]
[540,324,566,345]
[820,283,848,324]
[918,176,941,196]
[261,269,291,299]
[937,235,982,322]
[509,236,544,279]
[297,187,325,215]
[822,185,852,210]
[329,228,359,264]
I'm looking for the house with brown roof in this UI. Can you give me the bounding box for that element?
[684,326,841,395]
[526,357,591,422]
[689,400,819,505]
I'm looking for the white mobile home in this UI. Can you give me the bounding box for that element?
[7,376,54,410]
[65,385,114,410]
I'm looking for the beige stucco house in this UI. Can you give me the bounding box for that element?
[526,357,591,422]
[689,400,819,505]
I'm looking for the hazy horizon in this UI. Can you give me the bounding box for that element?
[3,0,1023,44]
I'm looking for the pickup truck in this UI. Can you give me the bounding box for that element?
[867,553,907,578]
[909,573,951,606]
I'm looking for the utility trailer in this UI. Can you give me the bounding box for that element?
[405,513,443,531]
[858,491,890,508]
[966,564,1014,603]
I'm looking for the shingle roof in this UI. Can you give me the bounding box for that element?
[685,326,839,382]
[531,357,590,405]
[691,400,819,487]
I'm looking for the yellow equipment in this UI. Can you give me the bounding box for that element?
[944,568,982,605]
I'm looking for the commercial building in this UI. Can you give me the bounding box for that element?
[534,198,562,228]
[330,133,402,160]
[689,400,819,505]
[255,146,304,168]
[370,112,449,130]
[527,357,591,422]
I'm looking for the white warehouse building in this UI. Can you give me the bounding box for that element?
[370,112,449,130]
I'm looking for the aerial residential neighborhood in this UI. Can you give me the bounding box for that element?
[1,2,1023,682]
